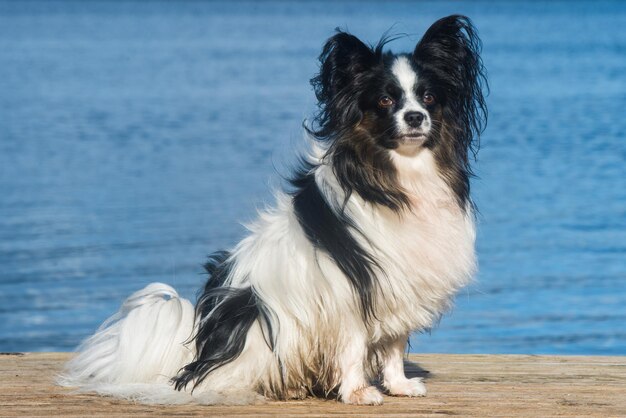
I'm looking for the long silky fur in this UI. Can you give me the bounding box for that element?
[291,162,388,321]
[173,252,260,391]
[413,15,488,206]
[60,15,487,405]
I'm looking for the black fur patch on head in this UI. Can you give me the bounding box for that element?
[172,252,265,391]
[413,15,488,206]
[290,165,379,320]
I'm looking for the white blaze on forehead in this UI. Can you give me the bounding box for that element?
[391,56,418,100]
[390,56,430,134]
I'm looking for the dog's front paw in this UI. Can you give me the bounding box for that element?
[386,377,427,397]
[342,386,384,405]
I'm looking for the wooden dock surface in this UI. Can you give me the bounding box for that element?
[1,352,624,417]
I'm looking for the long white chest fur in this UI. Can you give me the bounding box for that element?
[317,148,476,341]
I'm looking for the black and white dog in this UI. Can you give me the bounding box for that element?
[61,15,487,405]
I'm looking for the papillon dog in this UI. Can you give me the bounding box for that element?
[60,15,487,406]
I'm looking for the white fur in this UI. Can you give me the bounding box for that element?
[61,144,475,405]
[58,283,197,403]
[382,334,426,397]
[391,56,432,136]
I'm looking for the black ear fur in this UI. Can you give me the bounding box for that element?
[309,31,378,140]
[413,15,488,157]
[312,31,376,106]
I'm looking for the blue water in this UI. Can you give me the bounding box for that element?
[0,1,625,355]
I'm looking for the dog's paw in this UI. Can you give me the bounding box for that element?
[286,387,307,400]
[386,377,427,397]
[342,386,384,405]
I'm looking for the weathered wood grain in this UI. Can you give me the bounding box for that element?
[1,353,624,417]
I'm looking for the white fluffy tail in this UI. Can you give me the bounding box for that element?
[58,283,197,403]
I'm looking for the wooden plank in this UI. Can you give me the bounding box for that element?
[1,353,624,417]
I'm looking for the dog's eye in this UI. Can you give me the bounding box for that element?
[378,96,394,108]
[423,93,436,105]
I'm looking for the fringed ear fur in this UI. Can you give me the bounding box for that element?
[413,15,488,156]
[312,31,376,106]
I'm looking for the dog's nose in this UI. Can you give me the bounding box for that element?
[404,111,425,128]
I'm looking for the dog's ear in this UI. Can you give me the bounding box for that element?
[413,15,484,96]
[312,31,376,103]
[413,15,488,151]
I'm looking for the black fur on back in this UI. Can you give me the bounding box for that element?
[290,164,380,320]
[172,252,266,391]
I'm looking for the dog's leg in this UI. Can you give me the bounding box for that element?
[338,335,384,405]
[382,335,426,397]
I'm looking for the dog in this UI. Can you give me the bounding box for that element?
[60,14,487,405]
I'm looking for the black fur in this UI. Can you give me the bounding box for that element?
[414,15,488,158]
[172,252,263,391]
[290,165,380,320]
